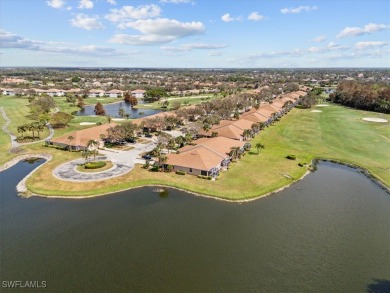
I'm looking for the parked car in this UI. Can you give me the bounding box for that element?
[142,154,152,160]
[127,138,136,143]
[145,133,153,138]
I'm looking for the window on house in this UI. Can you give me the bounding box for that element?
[189,168,192,172]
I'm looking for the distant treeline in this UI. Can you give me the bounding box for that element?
[329,81,390,113]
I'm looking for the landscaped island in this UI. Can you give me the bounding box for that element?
[2,103,387,201]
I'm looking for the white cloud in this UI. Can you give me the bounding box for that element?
[109,18,204,46]
[161,43,227,52]
[160,0,192,3]
[66,6,72,11]
[0,30,132,57]
[307,47,322,53]
[221,13,240,22]
[46,0,66,9]
[78,0,94,9]
[106,0,116,5]
[116,18,205,38]
[281,6,318,14]
[109,34,176,45]
[105,5,161,22]
[208,51,223,56]
[70,14,104,30]
[337,23,390,38]
[313,35,326,42]
[248,12,264,21]
[355,41,388,50]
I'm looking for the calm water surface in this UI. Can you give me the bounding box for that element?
[75,101,161,118]
[1,161,389,292]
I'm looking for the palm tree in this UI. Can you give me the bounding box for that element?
[255,142,265,155]
[159,155,167,172]
[67,135,74,151]
[82,149,91,163]
[17,125,26,139]
[36,123,45,138]
[243,129,252,140]
[229,147,240,161]
[118,106,125,118]
[203,123,211,133]
[167,139,176,153]
[87,140,98,160]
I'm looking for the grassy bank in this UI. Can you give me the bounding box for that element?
[24,103,389,200]
[134,94,219,110]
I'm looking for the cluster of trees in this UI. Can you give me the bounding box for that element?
[105,121,138,142]
[50,112,73,128]
[17,122,46,140]
[94,102,106,115]
[144,88,168,102]
[329,81,390,113]
[28,95,56,121]
[297,89,320,108]
[123,92,138,106]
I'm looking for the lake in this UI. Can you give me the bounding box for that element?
[74,101,161,118]
[0,161,389,292]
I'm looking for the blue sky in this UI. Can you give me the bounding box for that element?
[1,0,389,67]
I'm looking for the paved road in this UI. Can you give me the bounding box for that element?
[1,107,55,150]
[52,139,157,181]
[1,107,19,149]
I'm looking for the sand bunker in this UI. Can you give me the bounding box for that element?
[79,122,96,125]
[311,110,322,113]
[362,118,388,123]
[316,104,329,107]
[112,118,126,121]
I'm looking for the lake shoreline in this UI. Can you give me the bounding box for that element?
[2,154,388,202]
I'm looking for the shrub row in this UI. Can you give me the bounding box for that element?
[84,161,106,169]
[197,175,212,180]
[175,170,186,175]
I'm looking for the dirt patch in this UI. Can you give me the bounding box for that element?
[316,104,329,107]
[311,110,322,113]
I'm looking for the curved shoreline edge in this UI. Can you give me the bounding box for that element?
[1,153,389,202]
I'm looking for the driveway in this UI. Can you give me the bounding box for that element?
[52,138,157,182]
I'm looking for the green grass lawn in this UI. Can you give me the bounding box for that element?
[25,103,390,199]
[0,95,111,165]
[135,94,220,110]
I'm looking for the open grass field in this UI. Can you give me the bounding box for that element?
[135,94,219,110]
[0,95,50,139]
[0,95,110,165]
[25,103,390,200]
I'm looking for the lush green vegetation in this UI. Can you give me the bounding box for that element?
[135,95,219,110]
[25,103,389,200]
[76,161,113,172]
[329,81,390,113]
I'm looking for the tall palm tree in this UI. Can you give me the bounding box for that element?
[118,106,125,118]
[159,155,167,172]
[82,149,91,163]
[67,135,74,151]
[255,142,265,155]
[87,140,98,160]
[229,147,240,161]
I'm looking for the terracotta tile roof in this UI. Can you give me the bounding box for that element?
[241,112,268,123]
[181,136,246,157]
[167,145,224,171]
[49,123,117,147]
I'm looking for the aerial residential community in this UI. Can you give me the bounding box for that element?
[1,0,389,292]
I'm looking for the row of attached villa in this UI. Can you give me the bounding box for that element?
[45,90,306,179]
[1,88,146,99]
[163,91,306,177]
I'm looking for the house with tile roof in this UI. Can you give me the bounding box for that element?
[46,123,116,151]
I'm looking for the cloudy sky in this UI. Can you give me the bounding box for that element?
[0,0,389,68]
